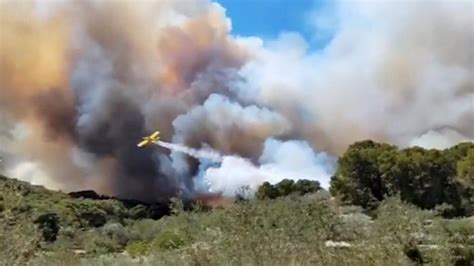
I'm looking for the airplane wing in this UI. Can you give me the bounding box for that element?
[150,131,160,138]
[137,140,149,147]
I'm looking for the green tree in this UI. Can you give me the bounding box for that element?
[330,140,473,216]
[275,179,296,196]
[456,148,474,215]
[389,148,460,211]
[445,142,474,163]
[330,140,397,209]
[256,179,321,200]
[294,179,321,195]
[256,182,278,200]
[457,149,474,188]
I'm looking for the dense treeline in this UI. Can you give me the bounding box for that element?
[330,141,474,216]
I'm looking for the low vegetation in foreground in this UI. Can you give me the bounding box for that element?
[0,140,473,265]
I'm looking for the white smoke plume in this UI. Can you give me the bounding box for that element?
[156,140,223,162]
[202,138,335,196]
[0,0,472,200]
[409,128,473,150]
[155,137,335,196]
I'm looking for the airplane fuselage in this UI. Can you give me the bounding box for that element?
[137,131,160,147]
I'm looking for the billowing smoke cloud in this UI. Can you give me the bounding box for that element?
[409,128,473,150]
[234,1,474,153]
[0,0,472,200]
[202,138,335,196]
[172,94,290,159]
[1,0,249,200]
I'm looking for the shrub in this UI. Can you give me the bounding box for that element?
[101,223,133,247]
[255,182,277,200]
[152,230,186,251]
[128,219,162,241]
[130,205,148,220]
[256,179,321,200]
[71,201,108,227]
[34,213,60,242]
[85,235,121,254]
[126,240,151,257]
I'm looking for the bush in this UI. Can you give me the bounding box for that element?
[125,240,151,257]
[71,201,108,227]
[101,223,133,247]
[85,234,121,254]
[34,213,60,242]
[440,217,474,265]
[0,214,41,264]
[130,205,148,220]
[152,230,185,250]
[255,182,277,200]
[256,179,321,200]
[128,219,162,241]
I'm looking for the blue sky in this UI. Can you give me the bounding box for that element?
[214,0,332,48]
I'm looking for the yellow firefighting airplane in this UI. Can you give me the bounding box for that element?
[137,131,160,147]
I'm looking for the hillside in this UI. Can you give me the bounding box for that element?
[0,174,170,263]
[0,174,473,265]
[1,140,473,265]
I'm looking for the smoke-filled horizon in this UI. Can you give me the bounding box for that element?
[1,0,473,201]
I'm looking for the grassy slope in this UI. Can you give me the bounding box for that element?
[0,175,473,265]
[0,174,168,264]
